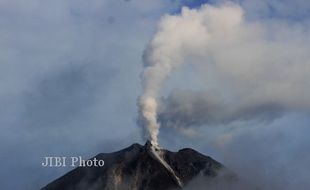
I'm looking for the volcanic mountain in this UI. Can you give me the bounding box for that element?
[41,141,232,190]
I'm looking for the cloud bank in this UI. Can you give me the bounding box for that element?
[0,0,178,189]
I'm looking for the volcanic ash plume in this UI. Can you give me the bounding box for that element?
[137,13,186,145]
[139,2,310,140]
[138,3,242,145]
[137,26,183,145]
[138,96,160,146]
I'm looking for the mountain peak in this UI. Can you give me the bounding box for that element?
[144,140,152,147]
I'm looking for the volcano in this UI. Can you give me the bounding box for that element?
[41,141,232,190]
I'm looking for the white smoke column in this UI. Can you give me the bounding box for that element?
[138,3,243,145]
[138,96,160,146]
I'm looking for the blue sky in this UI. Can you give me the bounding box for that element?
[174,0,211,10]
[181,0,210,8]
[0,0,309,189]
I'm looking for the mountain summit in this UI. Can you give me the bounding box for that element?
[42,142,227,190]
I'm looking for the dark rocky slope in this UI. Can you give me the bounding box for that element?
[42,141,230,190]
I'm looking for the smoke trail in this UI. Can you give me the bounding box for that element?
[138,55,181,145]
[138,3,242,145]
[137,27,183,145]
[138,96,160,145]
[137,16,184,145]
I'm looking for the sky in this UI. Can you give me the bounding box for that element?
[0,0,309,190]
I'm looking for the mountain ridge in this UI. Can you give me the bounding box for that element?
[41,141,229,190]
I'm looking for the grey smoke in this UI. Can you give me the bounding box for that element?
[158,90,285,131]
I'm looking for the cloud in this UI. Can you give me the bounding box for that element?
[0,0,179,189]
[162,114,310,190]
[229,0,310,20]
[213,116,310,190]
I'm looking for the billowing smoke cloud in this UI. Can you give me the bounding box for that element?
[158,90,284,136]
[139,2,310,140]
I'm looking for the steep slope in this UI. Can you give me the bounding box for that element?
[41,142,225,190]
